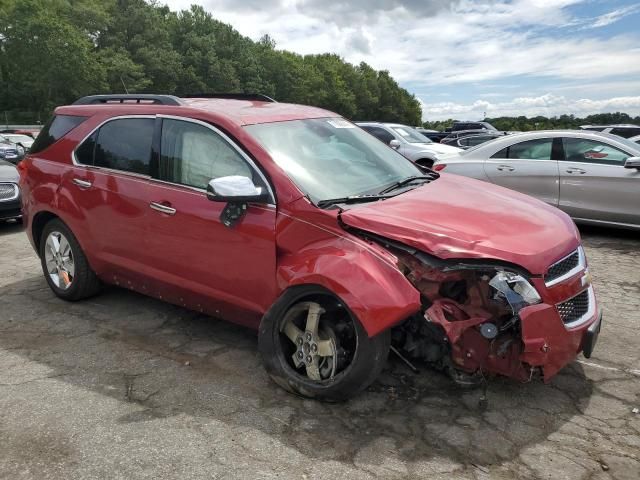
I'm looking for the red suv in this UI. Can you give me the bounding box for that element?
[20,94,602,401]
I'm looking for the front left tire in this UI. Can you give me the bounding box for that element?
[259,286,390,402]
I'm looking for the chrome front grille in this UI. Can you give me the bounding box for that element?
[557,288,592,327]
[545,248,585,286]
[0,183,18,202]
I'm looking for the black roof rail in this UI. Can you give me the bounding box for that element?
[182,93,276,102]
[72,94,183,106]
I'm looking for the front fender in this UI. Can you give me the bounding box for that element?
[276,237,421,337]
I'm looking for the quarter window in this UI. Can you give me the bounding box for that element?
[92,118,155,175]
[562,138,630,165]
[30,115,87,154]
[160,119,252,189]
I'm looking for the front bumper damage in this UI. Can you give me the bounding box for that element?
[387,243,602,384]
[426,296,601,382]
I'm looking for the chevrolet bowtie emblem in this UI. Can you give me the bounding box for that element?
[581,271,592,288]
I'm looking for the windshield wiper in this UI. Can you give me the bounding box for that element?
[378,175,435,195]
[316,194,391,209]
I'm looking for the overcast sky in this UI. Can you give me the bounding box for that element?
[163,0,640,121]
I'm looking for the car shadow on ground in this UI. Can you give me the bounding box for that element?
[0,220,23,237]
[0,274,596,469]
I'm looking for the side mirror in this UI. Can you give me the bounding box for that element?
[206,175,267,203]
[624,157,640,169]
[389,139,401,150]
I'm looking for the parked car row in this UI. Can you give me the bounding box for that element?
[0,159,21,222]
[433,130,640,230]
[16,93,602,401]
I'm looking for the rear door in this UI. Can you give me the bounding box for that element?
[70,116,155,280]
[484,137,561,205]
[143,116,277,327]
[559,137,640,226]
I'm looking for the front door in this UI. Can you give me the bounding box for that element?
[484,137,560,205]
[144,117,277,328]
[559,137,640,226]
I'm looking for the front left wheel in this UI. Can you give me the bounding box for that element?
[259,286,390,402]
[39,219,101,301]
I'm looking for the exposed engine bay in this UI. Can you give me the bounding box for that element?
[359,233,548,384]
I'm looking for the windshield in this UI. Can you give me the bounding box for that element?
[390,126,433,144]
[599,133,640,153]
[245,118,422,203]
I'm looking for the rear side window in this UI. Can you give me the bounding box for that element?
[610,127,640,138]
[92,118,155,175]
[30,115,87,154]
[507,139,553,160]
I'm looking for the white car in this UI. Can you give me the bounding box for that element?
[630,135,640,144]
[356,122,462,168]
[0,134,34,151]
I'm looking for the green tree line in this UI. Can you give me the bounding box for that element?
[0,0,422,125]
[424,112,640,132]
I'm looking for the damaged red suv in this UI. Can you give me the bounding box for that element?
[20,94,602,401]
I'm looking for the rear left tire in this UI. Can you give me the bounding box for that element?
[39,219,101,301]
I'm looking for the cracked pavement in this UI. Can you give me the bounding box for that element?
[0,221,639,479]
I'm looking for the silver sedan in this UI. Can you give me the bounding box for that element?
[433,130,640,230]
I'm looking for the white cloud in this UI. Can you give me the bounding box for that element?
[163,0,640,119]
[423,94,640,120]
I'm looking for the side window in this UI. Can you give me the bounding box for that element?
[562,138,630,165]
[94,118,155,175]
[491,147,508,159]
[30,115,87,154]
[610,128,640,138]
[507,139,553,160]
[160,119,252,189]
[75,131,97,165]
[363,126,395,145]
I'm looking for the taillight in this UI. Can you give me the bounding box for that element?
[433,164,446,171]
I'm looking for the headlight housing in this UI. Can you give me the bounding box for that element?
[489,271,541,313]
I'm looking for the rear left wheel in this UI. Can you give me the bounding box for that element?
[40,219,101,301]
[259,287,390,402]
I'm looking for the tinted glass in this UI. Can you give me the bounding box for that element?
[160,119,252,189]
[466,135,493,147]
[610,127,640,138]
[246,118,421,203]
[75,131,97,165]
[563,138,630,165]
[94,118,154,174]
[508,139,553,160]
[30,115,87,154]
[491,147,508,159]
[361,126,395,144]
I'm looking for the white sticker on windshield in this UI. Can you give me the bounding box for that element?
[327,119,355,129]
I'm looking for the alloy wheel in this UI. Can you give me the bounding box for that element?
[44,231,75,290]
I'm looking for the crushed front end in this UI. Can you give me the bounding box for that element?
[386,242,602,383]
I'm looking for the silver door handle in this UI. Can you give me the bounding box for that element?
[566,167,586,174]
[497,165,515,172]
[149,202,176,215]
[72,178,92,189]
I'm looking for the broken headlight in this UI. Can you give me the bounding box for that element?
[489,271,541,313]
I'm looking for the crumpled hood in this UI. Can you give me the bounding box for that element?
[340,174,579,275]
